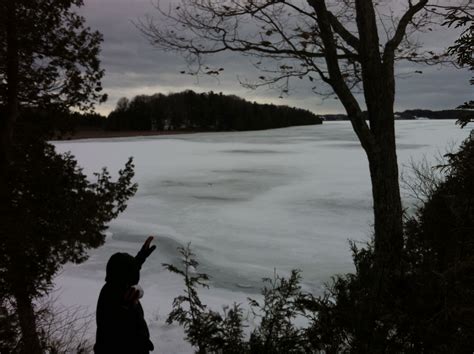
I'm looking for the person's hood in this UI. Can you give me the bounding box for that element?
[105,252,140,287]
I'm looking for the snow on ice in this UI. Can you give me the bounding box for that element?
[53,120,469,353]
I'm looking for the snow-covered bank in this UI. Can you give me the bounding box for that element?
[53,121,469,352]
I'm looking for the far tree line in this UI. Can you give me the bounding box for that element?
[322,109,472,121]
[69,92,472,132]
[71,90,323,132]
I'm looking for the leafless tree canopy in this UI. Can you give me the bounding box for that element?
[139,0,466,94]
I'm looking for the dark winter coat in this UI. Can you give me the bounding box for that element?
[94,252,154,353]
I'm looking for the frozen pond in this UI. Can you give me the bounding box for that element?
[53,120,469,352]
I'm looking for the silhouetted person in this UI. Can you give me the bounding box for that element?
[94,236,156,353]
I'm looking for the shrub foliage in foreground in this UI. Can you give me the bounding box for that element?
[165,137,474,353]
[0,123,137,352]
[165,246,314,354]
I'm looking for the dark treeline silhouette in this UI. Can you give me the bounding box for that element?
[322,109,472,121]
[397,109,473,120]
[68,111,106,129]
[105,90,322,131]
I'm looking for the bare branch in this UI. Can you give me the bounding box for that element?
[384,0,429,60]
[308,0,375,153]
[327,11,360,51]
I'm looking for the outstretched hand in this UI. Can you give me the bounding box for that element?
[135,236,156,266]
[141,236,157,256]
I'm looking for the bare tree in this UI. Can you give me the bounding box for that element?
[139,0,468,282]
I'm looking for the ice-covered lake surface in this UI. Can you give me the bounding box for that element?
[53,120,469,352]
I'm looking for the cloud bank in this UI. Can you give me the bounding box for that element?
[82,0,472,115]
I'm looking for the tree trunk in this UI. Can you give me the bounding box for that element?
[1,3,20,319]
[1,0,19,199]
[353,0,404,272]
[368,124,404,272]
[3,4,40,353]
[13,286,42,354]
[1,0,19,169]
[365,68,403,274]
[363,106,403,353]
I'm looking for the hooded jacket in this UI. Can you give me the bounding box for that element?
[94,252,154,353]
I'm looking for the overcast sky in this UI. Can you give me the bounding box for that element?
[81,0,472,116]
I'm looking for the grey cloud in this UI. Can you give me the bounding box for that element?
[82,0,472,115]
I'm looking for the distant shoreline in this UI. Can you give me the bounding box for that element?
[55,124,322,141]
[56,119,461,141]
[55,129,202,141]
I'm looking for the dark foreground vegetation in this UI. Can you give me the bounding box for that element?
[0,0,136,351]
[164,136,474,353]
[0,111,137,353]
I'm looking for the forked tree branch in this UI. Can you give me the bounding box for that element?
[384,0,429,60]
[328,12,360,52]
[308,0,375,153]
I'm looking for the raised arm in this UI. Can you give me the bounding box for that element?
[135,236,156,267]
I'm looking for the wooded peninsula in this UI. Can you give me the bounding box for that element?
[71,90,323,134]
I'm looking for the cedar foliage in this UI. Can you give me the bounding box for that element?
[1,1,110,349]
[164,245,246,354]
[0,0,106,111]
[0,114,137,352]
[444,5,473,127]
